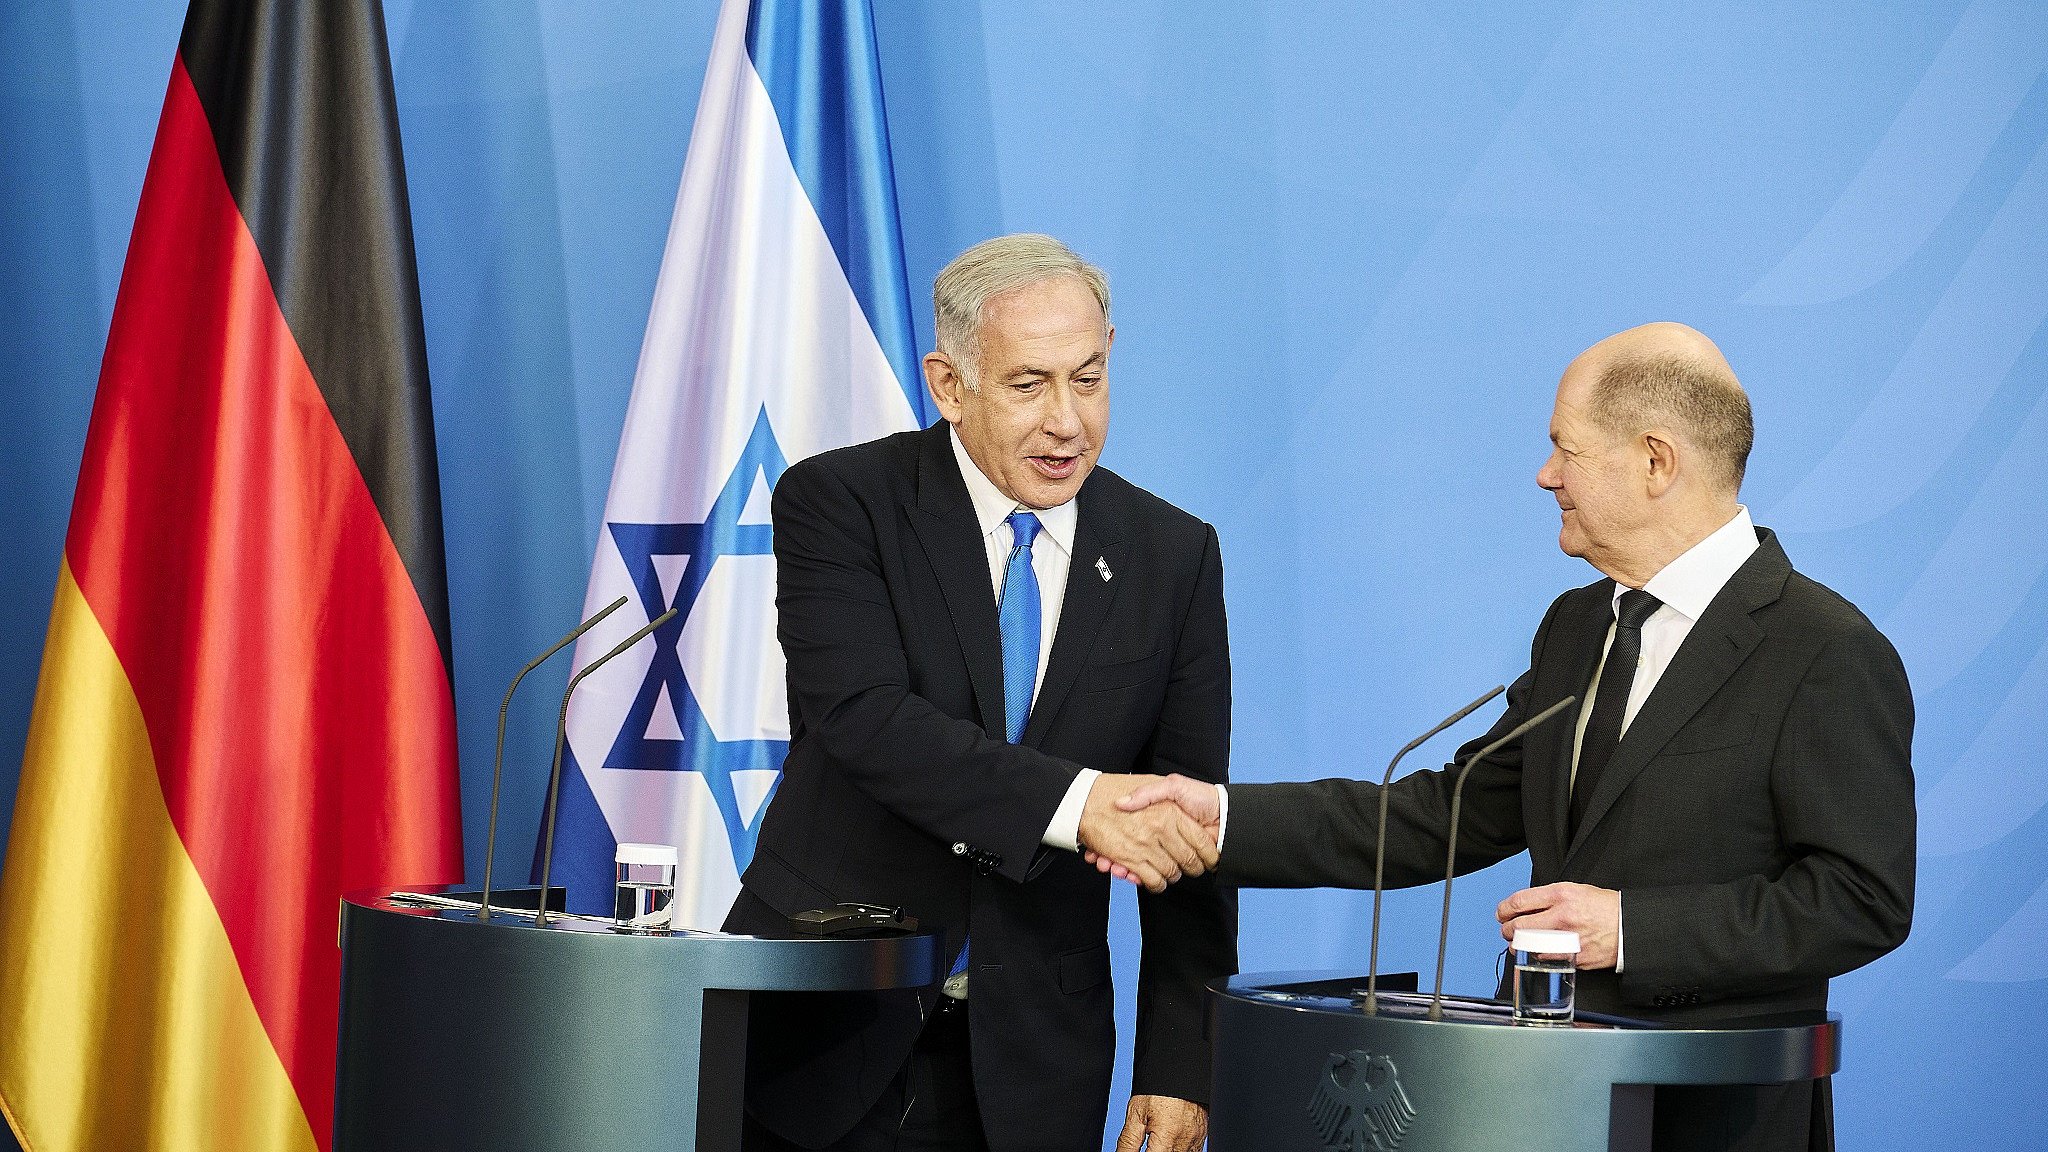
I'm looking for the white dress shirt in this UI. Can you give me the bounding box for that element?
[1571,505,1760,769]
[1573,505,1758,969]
[948,429,1099,851]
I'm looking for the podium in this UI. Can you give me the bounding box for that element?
[1209,972,1839,1152]
[333,889,943,1152]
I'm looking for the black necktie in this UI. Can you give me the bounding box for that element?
[1570,588,1662,837]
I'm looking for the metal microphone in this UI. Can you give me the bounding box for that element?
[1428,695,1578,1020]
[1362,685,1505,1014]
[532,607,678,927]
[476,596,627,921]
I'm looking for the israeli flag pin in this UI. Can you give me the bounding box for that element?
[1096,556,1113,582]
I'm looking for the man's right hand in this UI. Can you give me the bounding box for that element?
[1084,774,1223,887]
[1077,774,1219,893]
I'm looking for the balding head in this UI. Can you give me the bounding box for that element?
[1567,322,1753,494]
[1539,323,1755,586]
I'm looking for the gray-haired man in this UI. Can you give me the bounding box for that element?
[729,235,1237,1152]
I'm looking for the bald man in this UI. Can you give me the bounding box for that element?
[1114,324,1916,1152]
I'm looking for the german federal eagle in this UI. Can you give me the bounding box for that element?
[1307,1050,1416,1152]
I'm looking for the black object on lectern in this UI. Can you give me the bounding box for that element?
[1208,971,1839,1152]
[333,888,944,1152]
[438,884,563,912]
[788,901,920,936]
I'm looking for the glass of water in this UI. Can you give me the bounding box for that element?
[613,843,677,934]
[1510,928,1579,1025]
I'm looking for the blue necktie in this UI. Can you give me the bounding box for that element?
[998,511,1043,745]
[949,512,1043,991]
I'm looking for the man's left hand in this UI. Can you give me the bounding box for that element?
[1116,1094,1207,1152]
[1496,882,1620,969]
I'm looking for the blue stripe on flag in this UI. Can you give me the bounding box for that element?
[745,0,931,423]
[531,742,620,915]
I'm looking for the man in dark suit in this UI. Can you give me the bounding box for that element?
[728,234,1236,1152]
[1107,323,1915,1152]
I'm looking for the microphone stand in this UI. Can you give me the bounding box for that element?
[1363,685,1505,1014]
[1429,695,1578,1020]
[533,607,678,927]
[477,596,627,921]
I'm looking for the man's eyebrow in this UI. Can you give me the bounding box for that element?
[1000,352,1106,383]
[1005,352,1105,379]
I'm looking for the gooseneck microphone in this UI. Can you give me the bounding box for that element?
[1363,685,1505,1014]
[1428,694,1578,1020]
[532,607,678,928]
[477,596,628,922]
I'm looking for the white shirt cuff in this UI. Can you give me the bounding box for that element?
[1215,783,1230,851]
[1043,768,1100,851]
[1614,897,1625,973]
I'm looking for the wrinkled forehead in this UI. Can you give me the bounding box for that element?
[1549,353,1604,428]
[973,285,1110,375]
[980,276,1106,337]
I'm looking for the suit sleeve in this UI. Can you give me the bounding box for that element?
[1617,623,1917,1006]
[1131,524,1239,1106]
[773,457,1078,882]
[1220,597,1572,889]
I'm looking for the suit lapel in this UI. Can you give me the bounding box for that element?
[904,424,1007,737]
[1022,488,1124,747]
[1563,533,1790,866]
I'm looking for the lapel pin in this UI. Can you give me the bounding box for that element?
[1096,556,1113,582]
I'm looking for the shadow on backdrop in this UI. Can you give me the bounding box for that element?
[870,0,1004,359]
[0,0,101,892]
[0,12,97,1151]
[390,0,588,887]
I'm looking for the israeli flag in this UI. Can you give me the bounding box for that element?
[544,0,930,927]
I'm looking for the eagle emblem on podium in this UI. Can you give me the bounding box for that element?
[1307,1049,1417,1152]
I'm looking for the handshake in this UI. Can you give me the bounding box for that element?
[1075,774,1221,892]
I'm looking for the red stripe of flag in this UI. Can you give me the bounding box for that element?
[59,5,461,1145]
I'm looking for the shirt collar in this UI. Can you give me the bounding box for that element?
[1625,505,1759,623]
[948,425,1077,556]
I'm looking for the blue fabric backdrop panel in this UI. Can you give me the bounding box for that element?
[0,3,2041,1150]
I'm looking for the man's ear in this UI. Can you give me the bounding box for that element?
[924,352,965,424]
[1642,429,1680,498]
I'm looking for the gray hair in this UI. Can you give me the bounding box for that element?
[1590,353,1754,491]
[933,234,1110,390]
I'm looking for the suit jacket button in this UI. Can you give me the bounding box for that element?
[952,842,969,856]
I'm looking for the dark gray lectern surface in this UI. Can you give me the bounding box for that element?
[1210,971,1839,1152]
[334,889,943,1152]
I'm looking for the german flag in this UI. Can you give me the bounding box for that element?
[0,3,460,1150]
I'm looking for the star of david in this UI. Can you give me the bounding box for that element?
[603,406,790,870]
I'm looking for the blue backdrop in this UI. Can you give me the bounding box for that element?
[2,3,2042,1148]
